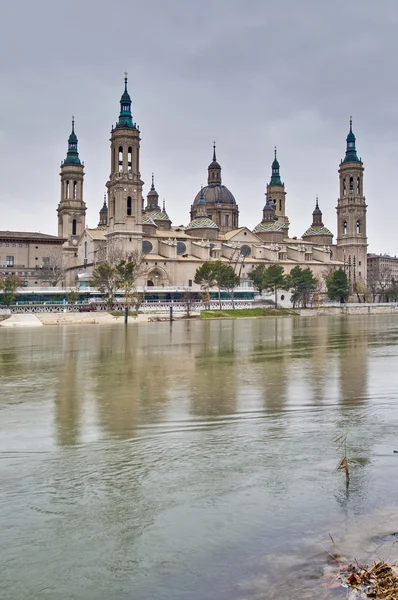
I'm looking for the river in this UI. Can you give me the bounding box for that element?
[1,315,398,599]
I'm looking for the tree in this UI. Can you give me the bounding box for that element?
[262,264,289,308]
[115,252,146,323]
[181,289,194,318]
[0,275,23,306]
[286,266,318,308]
[194,262,239,310]
[326,268,349,302]
[89,263,119,307]
[248,264,268,295]
[194,262,218,309]
[213,262,240,309]
[35,252,67,287]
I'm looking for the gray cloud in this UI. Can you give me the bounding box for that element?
[0,0,397,253]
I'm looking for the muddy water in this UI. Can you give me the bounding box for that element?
[1,316,398,599]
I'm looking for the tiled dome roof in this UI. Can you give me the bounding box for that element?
[253,221,289,233]
[186,217,219,230]
[302,226,333,237]
[141,214,157,226]
[145,209,170,222]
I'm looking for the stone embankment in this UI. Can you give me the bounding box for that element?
[0,314,43,327]
[299,304,398,316]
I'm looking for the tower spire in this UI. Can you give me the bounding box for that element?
[343,116,359,163]
[312,196,323,226]
[208,142,221,185]
[116,72,135,129]
[64,116,81,165]
[270,146,282,186]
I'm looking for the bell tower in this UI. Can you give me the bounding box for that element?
[106,73,143,251]
[336,119,368,284]
[57,117,86,242]
[266,148,288,225]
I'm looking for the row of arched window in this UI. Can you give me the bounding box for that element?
[65,180,79,199]
[343,177,361,195]
[342,220,361,234]
[113,146,133,172]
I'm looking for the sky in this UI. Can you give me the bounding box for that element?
[0,0,397,254]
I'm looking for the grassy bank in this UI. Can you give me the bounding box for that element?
[109,310,137,317]
[201,308,298,319]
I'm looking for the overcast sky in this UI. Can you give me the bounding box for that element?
[0,0,397,254]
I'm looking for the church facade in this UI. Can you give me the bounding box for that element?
[58,77,368,291]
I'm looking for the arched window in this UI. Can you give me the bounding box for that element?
[349,177,354,193]
[128,147,132,171]
[343,220,347,235]
[127,197,132,216]
[118,146,123,172]
[356,219,360,234]
[73,181,77,199]
[240,245,251,257]
[66,180,69,198]
[279,199,282,211]
[225,214,229,226]
[356,178,360,195]
[343,178,346,195]
[84,241,88,259]
[72,219,77,236]
[112,148,116,172]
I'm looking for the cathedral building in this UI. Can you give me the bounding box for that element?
[55,76,368,291]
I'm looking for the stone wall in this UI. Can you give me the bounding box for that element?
[299,304,398,316]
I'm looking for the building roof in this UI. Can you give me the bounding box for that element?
[193,184,237,206]
[86,228,107,240]
[186,216,219,230]
[0,231,63,241]
[145,209,171,222]
[253,221,289,233]
[141,214,157,227]
[302,225,333,238]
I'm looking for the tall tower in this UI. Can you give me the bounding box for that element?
[266,148,288,225]
[98,193,108,227]
[336,119,368,283]
[57,118,86,241]
[106,74,143,250]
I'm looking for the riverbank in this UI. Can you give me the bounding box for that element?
[201,307,298,319]
[2,303,398,327]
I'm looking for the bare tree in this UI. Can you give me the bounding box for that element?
[35,251,67,287]
[95,239,125,267]
[181,289,194,318]
[377,266,393,302]
[368,266,392,302]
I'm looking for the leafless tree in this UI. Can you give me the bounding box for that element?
[35,251,68,286]
[368,266,392,302]
[181,289,195,318]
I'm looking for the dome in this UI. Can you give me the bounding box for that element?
[146,209,170,222]
[193,184,236,206]
[186,216,219,230]
[302,225,333,238]
[253,221,288,233]
[141,214,157,226]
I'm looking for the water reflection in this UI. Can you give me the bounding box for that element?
[2,316,398,600]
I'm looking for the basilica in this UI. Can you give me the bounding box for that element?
[57,76,368,289]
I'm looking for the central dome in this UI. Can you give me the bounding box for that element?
[193,184,236,206]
